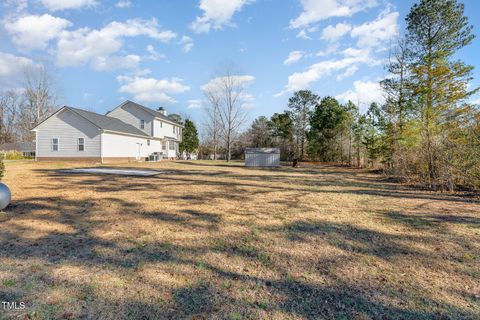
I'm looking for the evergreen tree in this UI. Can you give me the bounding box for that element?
[287,90,319,160]
[269,112,294,160]
[406,0,478,188]
[307,96,346,161]
[179,119,199,155]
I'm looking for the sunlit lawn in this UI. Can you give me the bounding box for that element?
[1,160,479,319]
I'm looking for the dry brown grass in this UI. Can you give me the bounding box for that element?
[0,160,479,319]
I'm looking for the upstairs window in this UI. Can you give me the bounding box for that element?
[147,139,150,146]
[52,138,59,152]
[140,120,145,129]
[78,138,85,152]
[173,126,175,134]
[162,141,167,150]
[169,141,175,150]
[160,121,163,128]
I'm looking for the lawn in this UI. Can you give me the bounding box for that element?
[1,160,479,319]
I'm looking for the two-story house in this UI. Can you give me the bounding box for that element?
[32,100,183,162]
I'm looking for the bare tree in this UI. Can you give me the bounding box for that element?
[202,66,251,161]
[17,65,57,141]
[0,90,21,144]
[203,90,222,160]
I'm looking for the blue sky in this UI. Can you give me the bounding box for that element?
[1,0,479,128]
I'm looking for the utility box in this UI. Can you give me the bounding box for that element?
[245,148,280,167]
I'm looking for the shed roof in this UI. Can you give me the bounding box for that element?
[245,148,280,154]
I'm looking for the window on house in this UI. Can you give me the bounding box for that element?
[147,139,150,146]
[52,138,59,152]
[172,126,175,134]
[162,141,167,150]
[78,138,85,151]
[169,141,175,150]
[140,120,145,129]
[160,121,163,128]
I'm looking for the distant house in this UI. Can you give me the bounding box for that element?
[32,100,183,162]
[0,141,36,158]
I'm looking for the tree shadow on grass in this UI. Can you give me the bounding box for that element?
[32,166,480,205]
[1,195,479,319]
[379,210,480,230]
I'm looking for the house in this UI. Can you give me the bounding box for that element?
[32,100,183,162]
[0,141,36,158]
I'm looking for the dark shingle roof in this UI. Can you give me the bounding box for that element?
[68,107,149,137]
[120,100,183,126]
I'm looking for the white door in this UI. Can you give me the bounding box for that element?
[136,143,142,160]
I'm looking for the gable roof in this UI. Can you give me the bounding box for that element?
[33,106,150,138]
[67,107,150,137]
[109,100,184,127]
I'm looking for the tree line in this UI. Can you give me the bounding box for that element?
[0,66,57,145]
[200,0,479,191]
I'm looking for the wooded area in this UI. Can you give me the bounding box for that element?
[200,0,479,191]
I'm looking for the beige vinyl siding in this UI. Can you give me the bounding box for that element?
[36,109,101,158]
[107,103,154,136]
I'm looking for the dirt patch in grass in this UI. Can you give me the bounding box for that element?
[1,160,479,319]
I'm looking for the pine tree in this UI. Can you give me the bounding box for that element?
[179,119,199,156]
[406,0,478,189]
[287,90,319,160]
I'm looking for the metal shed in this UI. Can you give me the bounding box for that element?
[245,148,280,167]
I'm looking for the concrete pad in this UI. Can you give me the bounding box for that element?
[59,168,163,176]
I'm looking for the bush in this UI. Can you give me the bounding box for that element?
[0,151,31,160]
[0,159,4,181]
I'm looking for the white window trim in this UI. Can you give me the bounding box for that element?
[140,119,145,130]
[52,138,59,152]
[78,137,85,152]
[147,139,150,146]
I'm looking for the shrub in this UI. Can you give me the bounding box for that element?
[0,159,4,181]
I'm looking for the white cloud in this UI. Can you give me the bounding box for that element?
[296,29,312,40]
[56,18,176,69]
[179,36,194,52]
[201,75,255,92]
[336,65,358,81]
[4,14,72,50]
[336,80,384,107]
[316,43,339,57]
[190,0,254,33]
[117,75,190,104]
[0,52,36,88]
[0,52,35,77]
[276,48,375,96]
[187,99,202,109]
[116,0,132,8]
[290,0,378,29]
[351,11,399,48]
[146,45,165,60]
[2,0,28,12]
[40,0,97,11]
[284,51,304,65]
[91,54,140,71]
[239,92,255,108]
[321,22,351,42]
